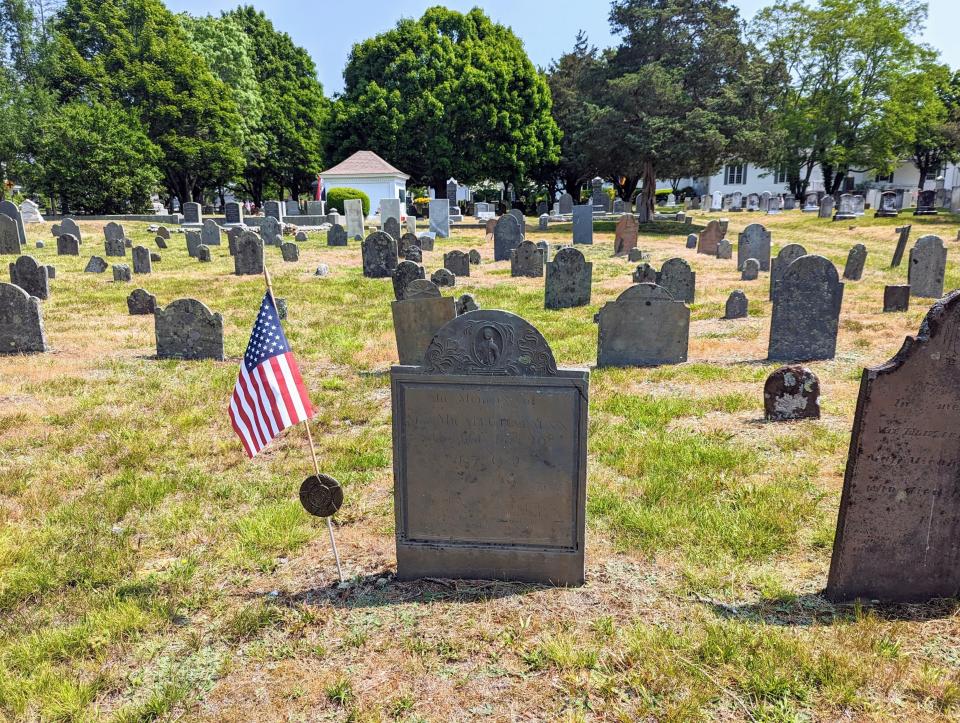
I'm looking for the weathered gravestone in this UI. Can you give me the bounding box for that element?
[468,249,481,265]
[155,298,224,361]
[104,234,126,257]
[697,219,723,256]
[656,258,695,303]
[52,217,81,242]
[484,218,497,238]
[883,285,910,312]
[392,260,425,301]
[84,255,107,273]
[391,287,456,365]
[157,225,170,240]
[384,217,401,243]
[510,240,544,278]
[132,246,152,274]
[407,216,417,234]
[827,290,960,602]
[632,263,657,284]
[685,234,697,249]
[201,219,222,246]
[260,216,282,246]
[181,202,202,226]
[225,227,244,255]
[764,365,820,421]
[627,248,644,262]
[0,201,26,248]
[538,214,549,231]
[891,225,911,267]
[398,232,419,257]
[405,245,422,263]
[509,209,525,231]
[380,199,401,231]
[818,195,834,218]
[127,288,157,315]
[908,235,947,298]
[112,264,131,282]
[185,230,202,258]
[429,200,450,238]
[914,189,938,215]
[493,214,523,261]
[0,214,22,254]
[295,231,307,243]
[572,205,593,245]
[155,236,168,250]
[263,200,283,222]
[391,310,588,584]
[9,255,49,300]
[613,214,639,256]
[280,242,299,262]
[737,223,771,271]
[234,232,264,275]
[443,250,470,277]
[745,193,760,212]
[224,201,243,225]
[456,293,479,315]
[344,198,364,240]
[875,191,899,218]
[843,244,867,281]
[558,192,574,215]
[768,255,843,361]
[57,234,79,256]
[768,243,807,300]
[833,194,856,221]
[596,283,689,367]
[431,268,456,287]
[741,258,760,281]
[723,290,748,319]
[150,252,161,263]
[0,282,46,353]
[44,265,55,279]
[716,239,732,260]
[327,224,348,247]
[284,199,301,217]
[545,247,592,310]
[362,231,398,278]
[417,232,435,252]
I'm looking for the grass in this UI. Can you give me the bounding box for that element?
[0,210,959,720]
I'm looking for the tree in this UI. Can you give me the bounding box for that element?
[901,65,960,191]
[325,6,560,197]
[604,0,776,220]
[227,6,327,204]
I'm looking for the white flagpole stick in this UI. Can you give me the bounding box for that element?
[262,260,345,584]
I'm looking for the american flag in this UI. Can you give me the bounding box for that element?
[229,293,313,458]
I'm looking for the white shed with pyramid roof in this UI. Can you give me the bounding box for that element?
[320,151,409,219]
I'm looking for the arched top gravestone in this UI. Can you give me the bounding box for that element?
[327,223,348,247]
[443,250,470,277]
[0,201,25,247]
[234,231,264,276]
[737,223,771,271]
[908,234,947,299]
[510,240,543,278]
[9,255,48,300]
[0,214,22,254]
[392,260,425,301]
[403,279,441,300]
[57,233,79,256]
[697,219,723,255]
[596,283,690,367]
[493,214,522,261]
[613,213,639,256]
[0,281,47,354]
[53,217,81,242]
[768,255,843,361]
[657,257,695,303]
[362,231,398,278]
[155,298,224,361]
[545,247,592,310]
[769,243,807,300]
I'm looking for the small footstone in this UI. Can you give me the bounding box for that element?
[764,365,820,421]
[46,265,55,279]
[456,294,479,315]
[155,236,167,249]
[281,242,299,262]
[127,288,157,315]
[295,231,307,242]
[150,252,161,262]
[112,264,132,282]
[84,256,108,273]
[716,239,732,259]
[314,264,329,277]
[723,290,748,319]
[628,248,644,262]
[685,234,697,249]
[468,249,481,265]
[197,245,211,262]
[36,241,44,249]
[883,285,910,312]
[431,268,456,287]
[741,258,759,281]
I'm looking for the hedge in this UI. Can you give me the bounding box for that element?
[325,187,370,216]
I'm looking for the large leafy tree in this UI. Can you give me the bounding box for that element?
[901,65,960,191]
[326,6,560,196]
[227,6,326,204]
[51,0,243,206]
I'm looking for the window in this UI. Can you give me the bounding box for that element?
[724,164,746,185]
[775,164,789,185]
[874,171,894,184]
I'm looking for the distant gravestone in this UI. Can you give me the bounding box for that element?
[391,293,455,365]
[510,240,544,278]
[260,216,282,246]
[716,239,732,260]
[132,245,152,274]
[281,242,299,262]
[362,231,398,278]
[768,255,843,361]
[891,225,911,267]
[914,189,937,215]
[827,290,960,602]
[55,217,82,242]
[0,201,26,247]
[0,214,21,254]
[745,193,759,211]
[417,232,435,252]
[572,205,593,245]
[104,235,125,257]
[157,225,170,240]
[57,234,80,256]
[392,260,425,301]
[723,290,748,319]
[185,230,202,258]
[84,256,107,273]
[406,215,417,234]
[344,198,364,240]
[380,199,401,230]
[9,255,49,300]
[327,210,341,227]
[327,224,348,247]
[697,219,723,255]
[226,226,243,255]
[404,278,441,300]
[127,288,157,315]
[833,194,856,221]
[405,245,422,263]
[493,214,523,261]
[224,201,243,225]
[181,202,202,225]
[391,310,588,584]
[0,282,46,353]
[484,218,497,237]
[875,191,899,218]
[538,214,549,231]
[558,192,574,214]
[155,298,224,360]
[295,230,307,243]
[384,217,401,243]
[263,200,283,222]
[632,263,657,284]
[596,283,689,367]
[307,200,324,216]
[429,199,450,238]
[907,235,947,298]
[155,236,168,250]
[112,264,131,282]
[741,258,760,281]
[627,248,644,262]
[508,209,524,231]
[737,223,771,271]
[443,250,470,277]
[431,268,456,287]
[656,258,695,303]
[883,285,910,312]
[285,199,301,217]
[545,247,592,310]
[234,231,264,275]
[842,244,867,281]
[613,214,639,256]
[764,365,820,421]
[455,294,479,315]
[201,219,222,247]
[768,243,807,300]
[150,252,161,263]
[399,232,418,257]
[685,234,697,249]
[818,196,834,218]
[468,249,481,265]
[45,265,55,279]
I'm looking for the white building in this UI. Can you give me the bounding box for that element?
[319,151,409,219]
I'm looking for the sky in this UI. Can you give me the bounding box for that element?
[164,0,960,95]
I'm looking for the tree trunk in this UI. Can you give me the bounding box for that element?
[637,160,656,223]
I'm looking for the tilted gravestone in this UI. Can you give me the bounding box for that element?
[201,218,222,246]
[572,205,593,245]
[185,230,202,258]
[842,244,867,281]
[768,255,843,361]
[444,250,470,277]
[768,243,807,300]
[632,263,657,284]
[493,214,523,261]
[384,217,401,243]
[827,290,960,602]
[155,235,168,250]
[596,283,689,367]
[0,281,46,353]
[764,365,820,421]
[181,202,202,225]
[391,310,588,584]
[150,252,161,263]
[883,285,910,313]
[391,290,456,365]
[57,234,80,256]
[908,235,947,298]
[127,288,157,315]
[431,268,456,288]
[392,260,425,301]
[157,225,170,240]
[112,264,131,282]
[9,255,49,300]
[344,198,364,240]
[0,201,26,248]
[890,225,911,267]
[281,242,299,262]
[737,223,771,271]
[697,219,723,255]
[545,247,592,310]
[429,199,450,238]
[613,214,639,255]
[723,290,748,319]
[84,256,107,273]
[510,240,544,278]
[132,246,152,274]
[656,257,695,303]
[538,214,549,230]
[558,192,574,214]
[234,232,264,275]
[362,231,398,278]
[327,223,348,247]
[741,258,760,281]
[260,216,282,246]
[224,201,243,225]
[155,298,224,361]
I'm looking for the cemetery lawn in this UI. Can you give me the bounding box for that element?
[2,211,960,722]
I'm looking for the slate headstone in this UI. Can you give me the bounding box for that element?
[201,218,222,247]
[361,231,399,278]
[391,294,456,365]
[0,214,22,254]
[263,200,283,222]
[403,279,441,300]
[768,255,843,361]
[545,247,592,310]
[723,290,748,319]
[185,230,202,258]
[883,285,910,312]
[0,281,46,353]
[685,233,697,249]
[260,216,282,246]
[281,242,299,262]
[737,223,771,271]
[891,225,911,267]
[112,264,131,282]
[327,224,348,247]
[632,263,657,284]
[572,205,593,245]
[558,192,574,214]
[468,249,481,265]
[392,260,426,301]
[181,202,202,225]
[8,255,49,300]
[842,244,867,281]
[0,201,26,248]
[656,258,695,303]
[399,232,418,257]
[431,268,456,287]
[234,232,264,275]
[405,245,422,263]
[493,214,523,261]
[818,196,834,218]
[84,256,107,273]
[908,235,947,298]
[56,234,79,256]
[510,240,544,278]
[769,243,807,300]
[384,216,401,243]
[224,201,243,225]
[741,258,760,281]
[155,298,224,361]
[132,245,152,274]
[127,288,157,315]
[596,283,689,367]
[444,250,470,277]
[455,294,479,315]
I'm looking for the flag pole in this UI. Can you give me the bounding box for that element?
[262,262,345,584]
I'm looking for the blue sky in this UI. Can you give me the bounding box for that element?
[164,0,960,95]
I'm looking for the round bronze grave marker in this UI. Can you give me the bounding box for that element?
[299,474,343,517]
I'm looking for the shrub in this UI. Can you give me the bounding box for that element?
[325,187,370,216]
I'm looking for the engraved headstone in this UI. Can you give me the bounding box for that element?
[883,285,910,312]
[429,199,450,238]
[596,283,689,367]
[455,294,479,315]
[362,231,399,278]
[875,191,899,218]
[0,282,46,353]
[404,278,441,300]
[510,240,544,278]
[260,216,282,246]
[716,238,732,260]
[132,246,152,274]
[627,248,644,262]
[226,226,243,255]
[405,245,422,263]
[558,192,574,214]
[155,236,168,250]
[327,223,348,247]
[384,216,401,243]
[833,194,856,221]
[112,264,131,282]
[157,225,170,240]
[181,202,202,225]
[224,201,243,225]
[764,365,820,421]
[0,201,26,247]
[508,209,524,230]
[234,231,264,275]
[344,198,364,240]
[201,219,222,246]
[842,244,867,281]
[8,255,49,300]
[768,255,843,361]
[818,196,834,218]
[907,235,947,298]
[127,288,157,315]
[57,234,80,256]
[572,205,593,245]
[431,268,456,287]
[769,243,807,300]
[545,247,592,310]
[697,219,723,255]
[443,250,470,277]
[55,217,82,242]
[285,199,301,217]
[737,223,771,271]
[0,214,22,254]
[392,260,426,301]
[185,230,202,258]
[656,258,695,303]
[417,232,435,252]
[263,200,283,222]
[493,214,523,261]
[281,242,299,262]
[613,214,639,256]
[155,298,224,361]
[723,290,748,319]
[399,232,418,257]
